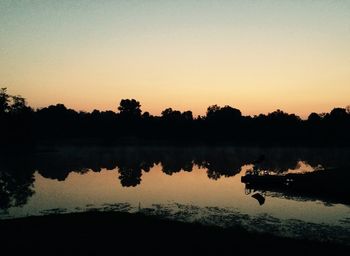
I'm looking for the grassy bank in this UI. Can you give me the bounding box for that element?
[0,211,348,255]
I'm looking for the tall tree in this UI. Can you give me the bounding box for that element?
[0,88,10,114]
[118,99,142,119]
[10,95,32,114]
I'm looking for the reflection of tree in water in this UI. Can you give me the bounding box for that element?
[301,148,350,170]
[161,152,193,175]
[193,149,251,180]
[0,156,35,210]
[1,147,349,213]
[37,147,305,183]
[117,160,157,187]
[118,166,142,187]
[36,151,119,181]
[1,147,349,196]
[201,158,244,180]
[32,147,350,185]
[252,147,350,174]
[257,156,300,173]
[115,149,155,187]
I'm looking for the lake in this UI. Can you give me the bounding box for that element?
[1,146,349,244]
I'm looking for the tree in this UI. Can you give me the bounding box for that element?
[220,105,242,119]
[10,95,32,114]
[142,111,150,119]
[267,109,300,122]
[329,108,347,120]
[118,166,142,187]
[0,88,10,114]
[206,105,221,119]
[182,111,193,121]
[118,99,141,119]
[307,112,322,123]
[161,108,175,118]
[161,108,181,120]
[206,104,241,121]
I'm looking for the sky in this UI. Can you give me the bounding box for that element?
[0,0,349,117]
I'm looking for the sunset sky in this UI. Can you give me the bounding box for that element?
[1,0,349,117]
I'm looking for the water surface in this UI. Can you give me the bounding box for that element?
[1,146,349,244]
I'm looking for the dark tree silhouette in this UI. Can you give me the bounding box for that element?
[0,88,10,114]
[329,108,348,121]
[161,108,181,120]
[308,112,322,123]
[206,105,241,121]
[182,110,193,121]
[1,88,350,147]
[0,156,35,210]
[10,95,31,114]
[118,99,142,119]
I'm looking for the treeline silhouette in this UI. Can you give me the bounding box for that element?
[1,88,350,146]
[1,146,350,210]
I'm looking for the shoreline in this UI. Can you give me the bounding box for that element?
[0,211,348,255]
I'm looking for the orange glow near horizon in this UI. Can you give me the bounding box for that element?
[1,1,349,118]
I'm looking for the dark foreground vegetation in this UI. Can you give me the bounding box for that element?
[1,88,350,146]
[0,211,348,255]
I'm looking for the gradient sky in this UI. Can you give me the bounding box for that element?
[1,0,349,117]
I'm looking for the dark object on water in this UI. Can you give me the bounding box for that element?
[241,168,350,206]
[252,193,265,205]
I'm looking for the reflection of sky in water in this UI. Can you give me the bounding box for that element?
[3,164,349,228]
[1,147,350,244]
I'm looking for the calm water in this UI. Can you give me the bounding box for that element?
[1,146,350,244]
